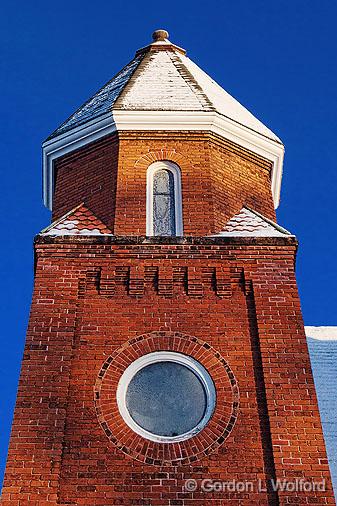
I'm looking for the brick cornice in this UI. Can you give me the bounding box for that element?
[35,234,298,247]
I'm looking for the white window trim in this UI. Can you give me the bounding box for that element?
[146,160,183,236]
[116,351,216,443]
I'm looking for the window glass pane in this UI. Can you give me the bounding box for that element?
[153,169,176,236]
[153,169,171,194]
[125,361,207,437]
[153,194,175,236]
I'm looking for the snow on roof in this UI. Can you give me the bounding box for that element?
[40,203,112,236]
[305,326,337,340]
[115,50,211,111]
[179,54,280,142]
[210,207,292,237]
[47,33,281,143]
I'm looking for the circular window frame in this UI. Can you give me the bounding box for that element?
[116,351,216,443]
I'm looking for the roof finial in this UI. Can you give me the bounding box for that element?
[135,29,185,56]
[152,29,169,42]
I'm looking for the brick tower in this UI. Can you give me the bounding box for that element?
[2,30,335,505]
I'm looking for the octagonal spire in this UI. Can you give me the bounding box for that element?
[43,30,284,210]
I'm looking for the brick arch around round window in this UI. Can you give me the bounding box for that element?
[94,331,240,466]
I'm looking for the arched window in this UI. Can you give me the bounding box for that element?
[146,161,183,236]
[153,169,175,236]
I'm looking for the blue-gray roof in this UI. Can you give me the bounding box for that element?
[47,53,145,140]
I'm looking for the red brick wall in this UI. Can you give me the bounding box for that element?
[52,132,275,236]
[114,133,215,236]
[1,237,334,505]
[52,134,119,229]
[209,135,276,230]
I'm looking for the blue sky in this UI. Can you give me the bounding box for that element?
[1,0,336,486]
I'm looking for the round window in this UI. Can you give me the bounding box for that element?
[116,352,216,442]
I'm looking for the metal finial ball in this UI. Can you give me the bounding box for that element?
[152,29,169,42]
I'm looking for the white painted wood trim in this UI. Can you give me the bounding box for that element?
[42,114,116,209]
[42,110,284,210]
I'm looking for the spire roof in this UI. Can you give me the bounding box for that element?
[43,30,284,211]
[47,31,281,143]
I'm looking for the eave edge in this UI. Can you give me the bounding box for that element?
[42,110,284,210]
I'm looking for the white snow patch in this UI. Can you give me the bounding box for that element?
[180,54,281,142]
[305,326,337,341]
[43,219,108,236]
[117,51,206,111]
[210,207,291,237]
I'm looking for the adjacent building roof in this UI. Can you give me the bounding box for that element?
[306,327,337,498]
[210,207,292,237]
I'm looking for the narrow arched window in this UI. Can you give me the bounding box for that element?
[153,169,175,236]
[146,161,183,237]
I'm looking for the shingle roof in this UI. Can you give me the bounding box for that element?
[115,50,212,112]
[210,207,292,237]
[40,203,112,236]
[47,34,281,143]
[48,54,145,140]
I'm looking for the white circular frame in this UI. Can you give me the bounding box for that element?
[116,351,216,443]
